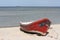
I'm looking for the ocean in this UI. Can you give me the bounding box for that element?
[0,7,60,27]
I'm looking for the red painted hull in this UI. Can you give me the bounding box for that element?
[20,18,51,35]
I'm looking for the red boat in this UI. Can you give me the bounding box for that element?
[20,18,51,36]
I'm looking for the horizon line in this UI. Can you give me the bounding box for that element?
[0,6,60,8]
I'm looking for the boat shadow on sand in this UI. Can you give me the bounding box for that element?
[20,28,49,36]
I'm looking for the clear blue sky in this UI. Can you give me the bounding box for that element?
[0,0,60,6]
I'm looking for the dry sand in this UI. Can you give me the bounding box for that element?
[0,24,60,40]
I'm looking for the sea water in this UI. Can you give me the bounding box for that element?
[0,7,60,27]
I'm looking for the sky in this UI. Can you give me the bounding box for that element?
[0,0,60,6]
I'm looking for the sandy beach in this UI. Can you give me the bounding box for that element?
[0,24,60,40]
